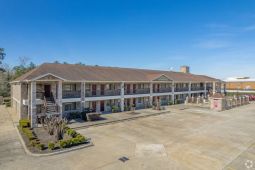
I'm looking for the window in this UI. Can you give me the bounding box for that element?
[64,102,77,111]
[63,84,72,91]
[138,98,142,103]
[63,84,77,91]
[64,103,72,111]
[106,84,110,90]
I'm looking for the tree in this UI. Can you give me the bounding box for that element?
[18,56,29,66]
[75,62,86,66]
[0,50,8,97]
[0,53,37,97]
[28,62,36,69]
[0,48,5,65]
[12,57,37,80]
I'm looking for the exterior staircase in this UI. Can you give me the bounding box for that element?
[43,96,58,114]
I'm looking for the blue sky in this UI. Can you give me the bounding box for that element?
[1,0,255,79]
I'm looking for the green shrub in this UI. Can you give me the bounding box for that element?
[3,98,11,103]
[80,111,87,121]
[19,119,30,128]
[5,102,11,107]
[124,106,130,111]
[69,112,81,119]
[30,139,39,147]
[76,135,86,143]
[21,127,36,140]
[59,134,87,148]
[36,143,45,150]
[66,129,77,137]
[111,105,119,113]
[71,138,80,145]
[59,140,68,148]
[64,126,70,131]
[48,142,55,150]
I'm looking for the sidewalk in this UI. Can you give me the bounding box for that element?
[7,106,19,124]
[69,108,171,130]
[0,105,25,164]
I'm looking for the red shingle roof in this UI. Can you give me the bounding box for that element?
[13,63,220,82]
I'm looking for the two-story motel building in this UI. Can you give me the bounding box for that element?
[11,63,221,127]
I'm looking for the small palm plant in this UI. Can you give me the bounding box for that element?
[44,116,67,140]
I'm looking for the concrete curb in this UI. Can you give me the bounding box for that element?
[15,126,94,157]
[73,110,170,130]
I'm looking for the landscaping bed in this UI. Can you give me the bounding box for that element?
[18,119,91,154]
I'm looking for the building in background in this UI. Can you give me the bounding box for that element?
[224,77,255,94]
[180,66,190,74]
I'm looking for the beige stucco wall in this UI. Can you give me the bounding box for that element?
[11,83,21,118]
[11,83,29,119]
[12,83,21,101]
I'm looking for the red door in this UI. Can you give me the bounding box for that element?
[92,84,97,96]
[127,99,130,106]
[92,101,96,112]
[133,98,136,107]
[127,84,130,94]
[133,84,136,94]
[100,101,104,112]
[44,85,51,98]
[100,84,105,95]
[153,84,156,92]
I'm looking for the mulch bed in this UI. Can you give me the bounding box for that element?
[18,127,89,154]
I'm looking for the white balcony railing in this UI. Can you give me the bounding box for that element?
[63,90,81,98]
[125,88,150,95]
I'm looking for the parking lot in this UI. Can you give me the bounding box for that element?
[0,104,255,170]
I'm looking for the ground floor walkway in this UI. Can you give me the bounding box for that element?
[1,104,255,170]
[68,108,170,129]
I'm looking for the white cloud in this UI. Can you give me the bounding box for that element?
[243,25,255,31]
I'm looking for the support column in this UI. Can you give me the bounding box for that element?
[149,82,153,106]
[188,82,191,97]
[96,84,100,96]
[96,101,100,113]
[120,82,124,112]
[130,83,133,94]
[204,82,207,96]
[18,84,22,120]
[171,81,175,104]
[81,82,85,112]
[30,81,37,128]
[213,82,216,94]
[58,81,63,117]
[223,83,226,95]
[27,84,31,120]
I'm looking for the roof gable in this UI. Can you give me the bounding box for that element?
[32,73,65,81]
[152,74,173,81]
